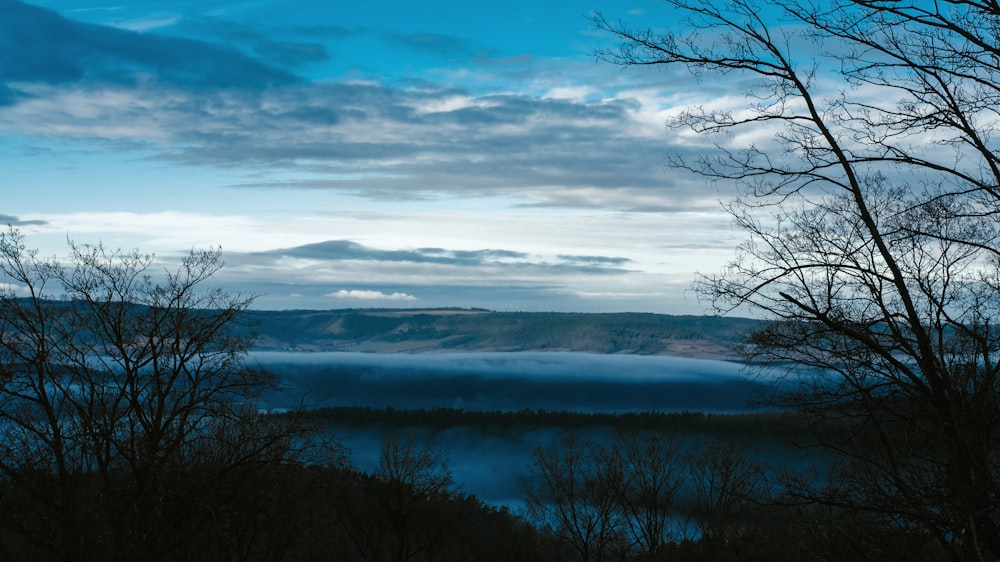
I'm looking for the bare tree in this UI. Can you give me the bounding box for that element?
[523,435,627,562]
[596,1,1000,559]
[0,229,300,561]
[614,431,686,559]
[376,432,455,562]
[686,441,767,554]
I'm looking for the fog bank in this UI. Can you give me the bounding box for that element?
[253,351,766,413]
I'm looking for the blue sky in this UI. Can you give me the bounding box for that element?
[0,0,746,313]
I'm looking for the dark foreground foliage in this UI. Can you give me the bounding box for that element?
[0,406,960,562]
[0,329,981,560]
[0,460,547,562]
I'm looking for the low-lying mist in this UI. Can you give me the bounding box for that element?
[253,351,768,413]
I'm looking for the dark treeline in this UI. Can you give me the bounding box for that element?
[0,406,934,562]
[0,446,548,562]
[303,406,794,440]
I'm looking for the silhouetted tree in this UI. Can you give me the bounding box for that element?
[614,431,686,559]
[597,1,1000,559]
[685,441,767,558]
[376,433,456,562]
[524,435,628,562]
[0,229,305,561]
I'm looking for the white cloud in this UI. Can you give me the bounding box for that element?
[326,289,417,301]
[542,86,595,101]
[0,282,28,296]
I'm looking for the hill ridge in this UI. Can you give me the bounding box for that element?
[243,308,759,359]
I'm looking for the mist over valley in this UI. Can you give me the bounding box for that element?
[247,311,778,510]
[256,350,765,413]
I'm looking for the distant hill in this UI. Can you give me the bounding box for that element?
[241,308,761,359]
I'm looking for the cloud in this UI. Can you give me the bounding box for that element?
[0,82,25,106]
[259,240,529,266]
[326,289,417,301]
[115,14,182,32]
[0,41,712,211]
[250,240,632,274]
[212,237,660,312]
[0,1,761,317]
[0,0,734,219]
[168,15,332,69]
[194,86,691,204]
[0,0,297,88]
[0,282,28,295]
[558,254,632,266]
[0,214,47,226]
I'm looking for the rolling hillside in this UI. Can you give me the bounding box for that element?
[242,308,760,358]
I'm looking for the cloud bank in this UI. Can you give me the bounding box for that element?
[0,0,754,313]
